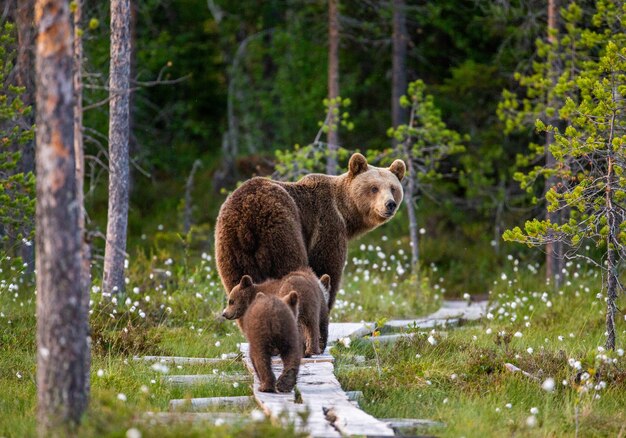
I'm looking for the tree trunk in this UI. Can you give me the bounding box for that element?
[103,0,131,296]
[391,0,408,138]
[403,151,419,269]
[605,149,618,350]
[73,0,91,394]
[183,160,201,234]
[35,0,90,433]
[545,0,562,286]
[326,0,340,175]
[15,0,36,273]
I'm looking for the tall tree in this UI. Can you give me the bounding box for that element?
[389,80,465,270]
[544,0,562,285]
[326,0,340,175]
[15,0,36,272]
[391,0,408,142]
[35,0,90,432]
[103,0,131,296]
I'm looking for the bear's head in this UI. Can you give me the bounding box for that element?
[346,153,405,228]
[222,274,257,319]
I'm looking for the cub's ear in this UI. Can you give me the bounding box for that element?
[320,274,331,291]
[348,153,368,177]
[282,291,299,309]
[256,292,266,299]
[389,159,406,181]
[239,275,254,288]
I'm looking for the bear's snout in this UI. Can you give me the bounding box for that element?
[385,200,397,215]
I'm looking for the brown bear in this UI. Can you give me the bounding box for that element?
[226,269,331,357]
[215,153,405,310]
[222,290,301,393]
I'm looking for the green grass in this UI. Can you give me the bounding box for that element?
[1,241,625,437]
[333,258,626,437]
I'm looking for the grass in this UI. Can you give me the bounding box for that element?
[1,236,625,437]
[333,257,626,437]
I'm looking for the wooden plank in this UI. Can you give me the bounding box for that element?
[381,417,444,429]
[239,343,394,437]
[169,396,254,411]
[144,411,251,426]
[297,361,395,436]
[164,374,251,385]
[327,322,373,343]
[239,344,338,437]
[135,354,239,365]
[239,343,334,364]
[385,300,487,329]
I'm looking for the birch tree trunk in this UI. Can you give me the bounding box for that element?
[391,0,408,137]
[326,0,340,175]
[545,0,562,286]
[35,0,90,432]
[103,0,131,296]
[15,0,36,273]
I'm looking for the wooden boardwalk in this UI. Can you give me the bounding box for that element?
[148,300,488,436]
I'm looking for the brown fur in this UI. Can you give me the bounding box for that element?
[215,153,405,309]
[223,269,331,356]
[223,290,301,393]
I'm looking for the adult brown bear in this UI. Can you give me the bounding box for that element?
[215,153,405,309]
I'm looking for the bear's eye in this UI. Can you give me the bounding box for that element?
[370,186,379,194]
[390,186,396,193]
[228,299,234,305]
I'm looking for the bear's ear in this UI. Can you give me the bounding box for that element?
[256,292,266,299]
[389,159,406,181]
[320,274,331,291]
[282,291,299,309]
[348,153,368,177]
[239,275,254,288]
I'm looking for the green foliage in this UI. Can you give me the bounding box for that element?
[389,80,466,197]
[504,4,626,252]
[273,97,354,180]
[0,23,35,254]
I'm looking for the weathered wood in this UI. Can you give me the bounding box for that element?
[164,374,251,385]
[35,0,90,433]
[385,300,487,329]
[144,411,251,426]
[134,354,239,364]
[169,396,254,411]
[327,322,373,343]
[240,343,394,437]
[382,418,444,429]
[345,390,363,402]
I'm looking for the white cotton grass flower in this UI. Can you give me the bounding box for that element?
[427,335,437,346]
[541,378,555,392]
[214,418,225,426]
[97,369,105,377]
[251,409,265,422]
[339,337,351,348]
[530,407,539,415]
[618,348,624,357]
[526,415,537,427]
[126,428,141,438]
[117,393,127,402]
[514,331,523,338]
[150,363,170,374]
[526,347,534,354]
[214,341,221,347]
[505,403,512,409]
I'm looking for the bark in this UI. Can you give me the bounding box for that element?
[34,0,89,433]
[545,0,562,286]
[103,0,131,296]
[73,0,91,393]
[605,154,618,350]
[183,160,201,234]
[15,0,36,272]
[326,0,340,175]
[391,0,408,137]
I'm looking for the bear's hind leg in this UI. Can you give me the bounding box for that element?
[276,343,301,393]
[250,344,275,393]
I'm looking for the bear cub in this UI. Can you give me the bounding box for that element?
[223,290,301,392]
[227,268,331,357]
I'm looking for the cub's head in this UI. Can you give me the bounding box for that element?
[222,275,256,319]
[346,153,405,228]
